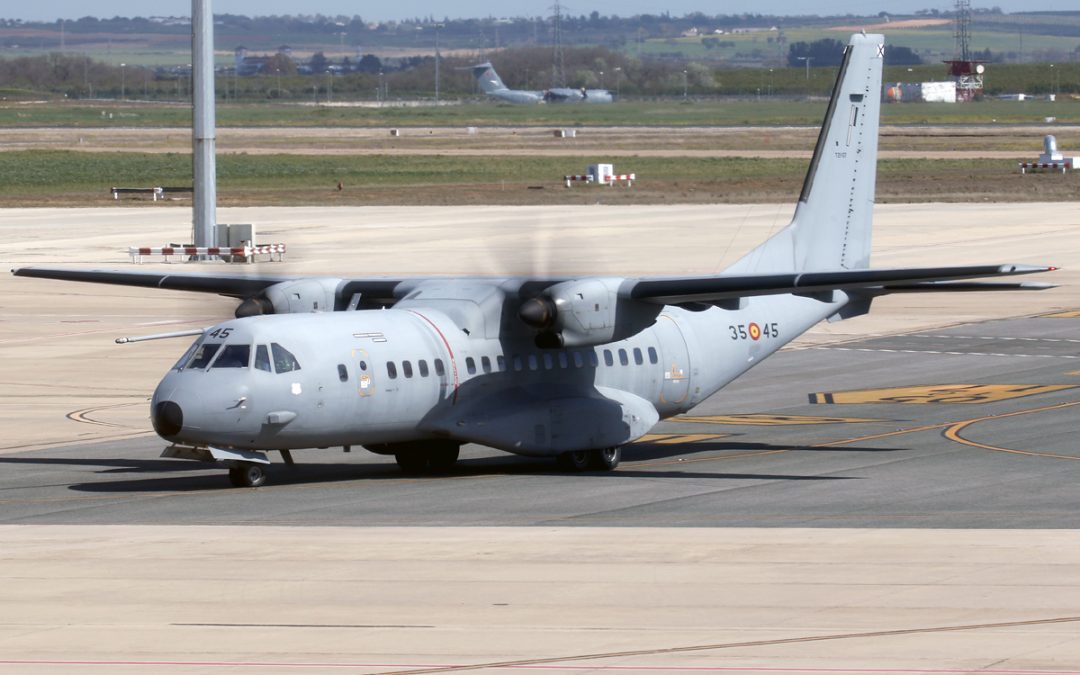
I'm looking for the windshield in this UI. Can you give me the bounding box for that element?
[185,342,221,370]
[210,344,251,369]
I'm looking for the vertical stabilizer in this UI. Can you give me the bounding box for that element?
[471,62,508,93]
[729,34,884,274]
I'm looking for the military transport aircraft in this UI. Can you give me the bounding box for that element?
[470,62,615,104]
[14,34,1054,487]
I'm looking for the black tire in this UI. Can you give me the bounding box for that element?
[395,451,430,475]
[229,463,267,488]
[556,450,591,471]
[588,447,621,471]
[427,446,460,472]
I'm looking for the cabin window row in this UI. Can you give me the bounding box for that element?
[383,347,658,380]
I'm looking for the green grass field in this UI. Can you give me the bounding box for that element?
[3,150,1073,208]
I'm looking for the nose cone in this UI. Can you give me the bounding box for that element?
[153,400,183,438]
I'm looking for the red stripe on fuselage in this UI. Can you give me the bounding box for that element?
[406,310,460,404]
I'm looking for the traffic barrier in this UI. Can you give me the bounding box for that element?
[1019,161,1073,174]
[111,186,194,201]
[128,244,287,264]
[564,172,635,187]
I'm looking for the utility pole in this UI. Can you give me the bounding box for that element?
[434,23,444,102]
[797,56,813,98]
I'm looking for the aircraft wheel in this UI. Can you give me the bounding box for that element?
[427,446,460,473]
[556,450,591,472]
[229,463,267,488]
[588,447,621,471]
[395,451,429,475]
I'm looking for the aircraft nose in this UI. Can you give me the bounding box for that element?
[153,400,184,437]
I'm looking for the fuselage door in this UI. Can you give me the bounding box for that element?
[653,314,692,414]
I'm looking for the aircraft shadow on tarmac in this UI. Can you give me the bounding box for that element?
[0,440,884,493]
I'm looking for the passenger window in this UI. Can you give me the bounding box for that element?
[212,344,251,369]
[513,355,523,372]
[337,364,348,382]
[481,356,492,373]
[633,348,643,365]
[402,361,414,378]
[589,351,599,367]
[619,349,629,366]
[186,343,221,370]
[603,350,614,367]
[496,355,506,372]
[648,347,659,365]
[558,352,568,369]
[419,360,429,377]
[466,357,476,375]
[358,360,368,371]
[271,343,301,373]
[542,353,553,370]
[527,354,538,371]
[387,362,398,379]
[255,345,271,372]
[434,359,445,377]
[572,352,584,368]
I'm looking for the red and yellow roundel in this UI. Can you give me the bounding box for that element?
[748,322,761,340]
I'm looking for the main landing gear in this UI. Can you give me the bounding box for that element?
[228,462,267,488]
[556,447,621,472]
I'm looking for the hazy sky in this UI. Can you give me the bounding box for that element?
[2,1,1071,22]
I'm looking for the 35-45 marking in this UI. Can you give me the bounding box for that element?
[729,322,778,341]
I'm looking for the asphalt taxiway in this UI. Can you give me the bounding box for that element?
[2,204,1079,672]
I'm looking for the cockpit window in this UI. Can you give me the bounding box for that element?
[211,344,251,369]
[186,342,221,370]
[173,339,200,370]
[272,343,301,373]
[254,345,272,372]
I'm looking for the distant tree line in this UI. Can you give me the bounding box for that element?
[787,39,922,68]
[1,46,1076,101]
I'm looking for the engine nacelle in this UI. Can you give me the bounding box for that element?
[235,278,344,317]
[519,278,660,348]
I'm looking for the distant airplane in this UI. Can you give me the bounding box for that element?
[470,62,615,104]
[14,34,1054,488]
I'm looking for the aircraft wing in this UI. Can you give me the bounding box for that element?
[11,267,404,302]
[626,264,1056,305]
[13,263,1055,311]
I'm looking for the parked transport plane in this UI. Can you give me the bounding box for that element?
[470,62,615,104]
[14,35,1054,487]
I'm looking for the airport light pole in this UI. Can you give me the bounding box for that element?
[682,69,688,100]
[614,66,621,96]
[797,56,813,99]
[326,69,332,102]
[120,63,126,99]
[434,22,444,102]
[599,70,604,89]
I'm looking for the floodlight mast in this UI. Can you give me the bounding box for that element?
[192,0,217,251]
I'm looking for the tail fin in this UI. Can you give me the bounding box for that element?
[471,62,508,94]
[729,33,884,274]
